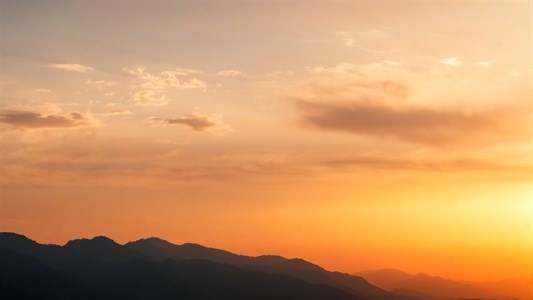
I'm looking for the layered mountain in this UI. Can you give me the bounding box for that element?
[125,237,406,300]
[356,269,530,300]
[0,232,406,300]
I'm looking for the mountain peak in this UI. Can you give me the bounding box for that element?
[0,232,32,241]
[180,242,207,249]
[65,236,118,248]
[0,232,41,250]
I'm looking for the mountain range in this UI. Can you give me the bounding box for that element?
[0,232,408,300]
[356,269,531,300]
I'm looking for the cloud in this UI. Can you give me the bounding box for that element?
[123,67,206,90]
[440,57,462,66]
[133,90,168,106]
[296,99,505,147]
[35,89,52,93]
[293,61,529,148]
[217,70,244,77]
[335,31,355,47]
[475,61,492,68]
[124,67,207,106]
[0,110,97,129]
[48,64,94,72]
[101,109,133,116]
[86,79,117,88]
[308,80,410,98]
[147,113,230,133]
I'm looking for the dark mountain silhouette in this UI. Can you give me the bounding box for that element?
[0,248,101,300]
[356,269,485,299]
[356,269,530,300]
[94,258,365,300]
[64,236,145,263]
[0,232,407,300]
[126,236,407,300]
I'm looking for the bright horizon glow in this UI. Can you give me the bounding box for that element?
[1,0,531,283]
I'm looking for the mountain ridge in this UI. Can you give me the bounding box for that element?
[0,232,406,300]
[355,268,530,300]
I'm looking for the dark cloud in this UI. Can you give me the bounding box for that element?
[0,111,94,128]
[318,155,525,172]
[296,100,506,147]
[149,113,229,132]
[167,114,217,131]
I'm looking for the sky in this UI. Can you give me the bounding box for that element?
[0,0,532,282]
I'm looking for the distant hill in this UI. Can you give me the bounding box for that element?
[355,269,531,300]
[0,232,406,300]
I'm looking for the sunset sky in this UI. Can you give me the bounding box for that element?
[1,0,531,282]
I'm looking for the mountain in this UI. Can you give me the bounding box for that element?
[126,236,407,300]
[0,232,405,300]
[0,248,102,300]
[0,232,149,284]
[64,236,145,263]
[356,269,530,300]
[94,258,364,300]
[461,278,532,300]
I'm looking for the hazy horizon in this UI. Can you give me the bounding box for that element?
[1,0,531,284]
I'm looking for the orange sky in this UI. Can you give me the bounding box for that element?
[1,0,532,282]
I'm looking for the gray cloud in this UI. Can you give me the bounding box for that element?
[167,115,216,131]
[0,111,95,128]
[296,100,506,147]
[148,113,230,133]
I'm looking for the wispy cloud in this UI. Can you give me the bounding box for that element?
[49,63,94,72]
[475,61,492,68]
[86,79,117,88]
[0,110,97,129]
[440,57,462,66]
[124,67,207,106]
[216,70,244,77]
[335,31,355,47]
[35,89,52,93]
[147,113,230,133]
[101,109,133,116]
[133,90,169,106]
[123,67,206,90]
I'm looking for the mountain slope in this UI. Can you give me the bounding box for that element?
[1,246,363,300]
[94,258,363,300]
[126,237,407,300]
[0,248,103,300]
[355,269,526,300]
[0,232,365,300]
